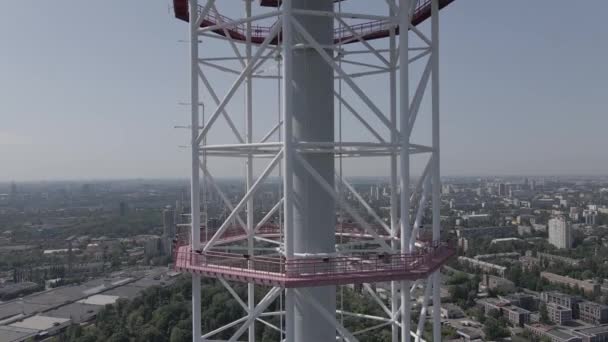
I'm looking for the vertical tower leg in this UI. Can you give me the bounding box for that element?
[188,1,201,342]
[282,1,295,341]
[245,1,255,341]
[431,0,442,340]
[399,1,412,341]
[389,3,399,339]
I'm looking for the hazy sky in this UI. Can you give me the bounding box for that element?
[1,1,607,181]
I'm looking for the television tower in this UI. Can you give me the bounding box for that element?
[172,0,455,341]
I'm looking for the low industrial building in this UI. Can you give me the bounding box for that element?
[525,323,582,342]
[575,325,608,342]
[0,267,178,342]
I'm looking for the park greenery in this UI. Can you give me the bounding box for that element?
[51,277,434,342]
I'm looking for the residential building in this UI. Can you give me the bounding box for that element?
[538,252,581,267]
[459,257,506,276]
[541,291,582,311]
[162,206,176,239]
[499,183,507,196]
[578,301,608,325]
[462,214,491,225]
[583,210,598,226]
[478,298,509,315]
[477,298,531,327]
[521,255,541,270]
[541,273,600,297]
[455,226,518,240]
[504,305,531,327]
[548,216,572,249]
[546,303,573,325]
[501,293,537,311]
[483,274,515,292]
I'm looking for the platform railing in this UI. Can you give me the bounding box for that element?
[195,0,430,43]
[197,4,273,40]
[174,240,455,281]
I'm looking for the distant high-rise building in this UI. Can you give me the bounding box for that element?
[442,184,453,194]
[144,236,162,258]
[162,206,176,256]
[583,210,597,226]
[175,200,183,225]
[119,202,128,216]
[548,216,572,249]
[569,207,579,221]
[163,206,176,238]
[498,183,507,196]
[368,185,380,201]
[9,181,17,202]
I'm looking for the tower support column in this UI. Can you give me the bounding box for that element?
[289,1,336,341]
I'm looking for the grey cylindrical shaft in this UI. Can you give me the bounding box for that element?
[291,1,336,341]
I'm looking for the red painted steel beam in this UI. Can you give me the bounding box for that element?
[258,0,346,7]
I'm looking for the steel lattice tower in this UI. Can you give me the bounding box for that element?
[172,0,455,341]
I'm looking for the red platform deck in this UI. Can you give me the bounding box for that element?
[174,242,455,287]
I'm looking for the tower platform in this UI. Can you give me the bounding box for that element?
[174,239,455,288]
[173,0,454,45]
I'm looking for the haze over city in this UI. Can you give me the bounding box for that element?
[1,1,608,342]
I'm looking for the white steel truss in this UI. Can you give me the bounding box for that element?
[184,0,445,341]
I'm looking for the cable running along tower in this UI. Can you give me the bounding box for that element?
[172,0,455,341]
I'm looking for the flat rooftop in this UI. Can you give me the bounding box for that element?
[77,294,119,306]
[547,328,581,340]
[0,325,38,342]
[504,306,531,314]
[9,315,70,331]
[44,302,101,324]
[577,325,608,335]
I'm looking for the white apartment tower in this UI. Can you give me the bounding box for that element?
[548,216,572,249]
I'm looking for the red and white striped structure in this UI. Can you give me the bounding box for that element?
[172,0,455,341]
